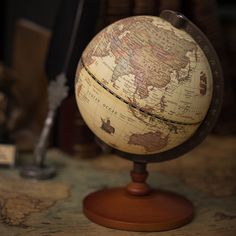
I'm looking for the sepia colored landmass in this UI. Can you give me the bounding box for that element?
[101,118,115,135]
[83,16,198,100]
[128,131,169,152]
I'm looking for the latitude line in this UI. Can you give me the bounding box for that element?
[80,58,201,126]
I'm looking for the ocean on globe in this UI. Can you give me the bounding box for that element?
[75,15,213,155]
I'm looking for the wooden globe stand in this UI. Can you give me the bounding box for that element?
[81,10,224,232]
[83,161,193,231]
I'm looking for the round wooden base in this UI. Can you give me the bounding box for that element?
[83,187,194,232]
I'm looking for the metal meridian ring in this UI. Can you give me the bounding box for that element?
[114,10,224,163]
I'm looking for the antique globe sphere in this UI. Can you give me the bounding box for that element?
[75,14,213,156]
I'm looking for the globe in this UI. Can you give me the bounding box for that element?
[75,14,214,156]
[75,10,223,232]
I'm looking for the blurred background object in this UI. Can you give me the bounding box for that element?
[0,20,49,151]
[0,0,235,155]
[46,0,101,158]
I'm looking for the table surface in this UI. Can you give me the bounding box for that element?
[0,135,236,236]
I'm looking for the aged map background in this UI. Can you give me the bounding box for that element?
[0,135,235,235]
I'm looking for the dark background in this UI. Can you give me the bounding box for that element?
[0,0,235,151]
[1,0,236,89]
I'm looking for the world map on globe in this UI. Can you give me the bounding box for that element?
[75,15,213,155]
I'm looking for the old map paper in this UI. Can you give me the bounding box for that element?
[0,135,235,235]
